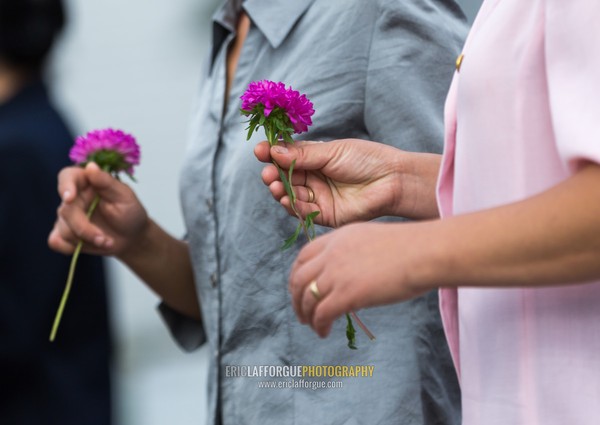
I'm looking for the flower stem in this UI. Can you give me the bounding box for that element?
[350,311,376,341]
[270,159,312,241]
[49,193,101,342]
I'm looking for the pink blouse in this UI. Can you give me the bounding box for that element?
[436,0,600,423]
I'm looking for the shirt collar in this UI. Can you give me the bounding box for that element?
[243,0,315,49]
[212,0,315,52]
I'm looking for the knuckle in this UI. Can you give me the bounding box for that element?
[71,224,86,240]
[56,202,71,218]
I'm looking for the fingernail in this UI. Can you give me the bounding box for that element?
[104,238,114,248]
[62,190,71,200]
[94,236,105,247]
[273,146,288,154]
[86,162,100,171]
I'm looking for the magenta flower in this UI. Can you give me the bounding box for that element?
[241,80,315,143]
[69,128,140,177]
[50,128,141,342]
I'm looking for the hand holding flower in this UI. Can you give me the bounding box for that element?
[254,138,441,227]
[49,129,144,341]
[50,162,149,257]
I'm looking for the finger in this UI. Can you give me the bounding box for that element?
[262,164,308,187]
[57,201,112,248]
[293,185,317,204]
[280,197,321,225]
[312,290,349,338]
[265,180,296,218]
[268,181,287,201]
[270,141,331,171]
[84,162,131,203]
[48,225,77,255]
[261,163,309,188]
[278,195,322,229]
[54,215,79,245]
[58,166,88,203]
[55,213,114,253]
[299,278,331,325]
[261,164,280,186]
[288,238,329,318]
[269,182,318,205]
[253,141,271,163]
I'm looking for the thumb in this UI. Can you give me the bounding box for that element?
[270,140,331,171]
[84,162,130,203]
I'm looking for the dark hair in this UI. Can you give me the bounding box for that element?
[0,0,65,72]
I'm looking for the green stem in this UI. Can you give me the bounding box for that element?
[271,159,311,241]
[267,124,312,243]
[49,193,101,342]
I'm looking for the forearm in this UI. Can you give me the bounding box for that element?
[410,162,600,291]
[118,219,200,319]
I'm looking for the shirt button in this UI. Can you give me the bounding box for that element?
[210,272,218,288]
[206,198,214,212]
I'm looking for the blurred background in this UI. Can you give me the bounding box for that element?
[44,1,482,424]
[48,1,218,424]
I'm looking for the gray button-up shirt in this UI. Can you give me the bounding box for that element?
[162,0,468,424]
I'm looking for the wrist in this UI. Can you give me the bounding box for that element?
[117,217,156,266]
[401,220,450,295]
[391,152,441,220]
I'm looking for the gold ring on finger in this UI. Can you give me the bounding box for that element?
[308,280,321,300]
[306,186,315,203]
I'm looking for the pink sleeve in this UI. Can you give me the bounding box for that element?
[545,1,600,173]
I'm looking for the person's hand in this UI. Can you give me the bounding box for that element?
[48,162,150,259]
[255,139,440,228]
[288,221,434,337]
[255,139,410,228]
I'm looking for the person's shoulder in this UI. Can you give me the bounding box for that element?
[0,107,72,172]
[369,0,468,45]
[1,82,71,149]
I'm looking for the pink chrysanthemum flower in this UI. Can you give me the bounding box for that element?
[241,80,315,140]
[69,128,141,177]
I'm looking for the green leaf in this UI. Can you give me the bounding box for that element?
[346,314,357,349]
[305,210,320,223]
[282,132,294,144]
[246,121,258,141]
[304,210,320,240]
[281,222,302,250]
